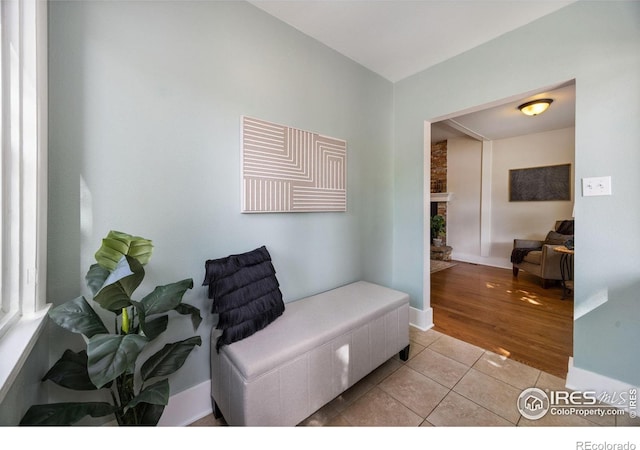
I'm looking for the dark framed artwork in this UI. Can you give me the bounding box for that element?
[509,163,571,202]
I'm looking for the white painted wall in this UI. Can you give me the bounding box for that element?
[491,127,575,260]
[447,136,482,261]
[448,127,575,268]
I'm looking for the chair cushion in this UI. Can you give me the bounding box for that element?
[523,250,542,265]
[555,219,574,235]
[544,231,573,245]
[203,246,285,351]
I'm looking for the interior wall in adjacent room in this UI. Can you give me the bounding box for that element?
[46,0,394,399]
[447,127,575,268]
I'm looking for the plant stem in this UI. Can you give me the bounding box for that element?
[110,388,123,425]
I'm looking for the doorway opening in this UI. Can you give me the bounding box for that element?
[424,80,576,378]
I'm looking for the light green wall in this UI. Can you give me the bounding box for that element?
[0,0,393,423]
[393,1,640,385]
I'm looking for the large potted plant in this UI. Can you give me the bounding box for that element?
[20,231,202,426]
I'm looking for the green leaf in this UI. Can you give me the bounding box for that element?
[94,230,153,271]
[130,300,167,340]
[139,278,194,316]
[125,379,169,412]
[174,303,202,331]
[127,239,153,265]
[85,264,110,296]
[105,256,144,297]
[93,256,145,312]
[125,403,165,426]
[19,402,115,426]
[48,296,109,338]
[42,350,103,391]
[93,285,131,312]
[141,336,202,381]
[87,333,148,389]
[94,241,126,272]
[141,315,169,341]
[100,255,134,287]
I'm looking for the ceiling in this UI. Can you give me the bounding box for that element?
[249,0,576,83]
[431,81,576,143]
[249,0,577,142]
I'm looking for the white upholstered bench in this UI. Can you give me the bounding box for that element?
[209,280,410,426]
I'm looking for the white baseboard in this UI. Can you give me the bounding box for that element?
[410,306,433,331]
[158,380,212,426]
[451,252,511,270]
[566,357,639,410]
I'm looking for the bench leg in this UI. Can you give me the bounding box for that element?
[399,344,410,362]
[212,398,223,420]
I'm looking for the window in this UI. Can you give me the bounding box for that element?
[0,0,48,403]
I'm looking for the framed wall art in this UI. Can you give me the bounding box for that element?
[241,116,347,213]
[509,163,571,202]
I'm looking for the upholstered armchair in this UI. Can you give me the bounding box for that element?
[511,220,574,288]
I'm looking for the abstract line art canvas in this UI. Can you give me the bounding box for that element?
[241,116,347,213]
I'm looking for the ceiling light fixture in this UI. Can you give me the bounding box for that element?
[518,98,553,116]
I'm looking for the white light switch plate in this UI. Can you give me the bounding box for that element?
[582,176,612,196]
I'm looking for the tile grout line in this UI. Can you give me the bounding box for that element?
[407,340,522,426]
[411,336,496,426]
[418,335,546,426]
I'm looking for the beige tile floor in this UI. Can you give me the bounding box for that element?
[190,328,639,427]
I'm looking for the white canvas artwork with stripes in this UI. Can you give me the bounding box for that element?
[241,116,347,213]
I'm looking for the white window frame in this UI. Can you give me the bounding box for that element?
[0,0,48,404]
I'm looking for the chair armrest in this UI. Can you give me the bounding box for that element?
[541,243,562,255]
[513,239,543,249]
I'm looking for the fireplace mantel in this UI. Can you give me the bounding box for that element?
[431,192,452,202]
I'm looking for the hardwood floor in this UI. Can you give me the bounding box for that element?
[430,261,573,379]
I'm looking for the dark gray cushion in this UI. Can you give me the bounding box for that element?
[555,219,574,235]
[544,231,573,245]
[203,246,285,351]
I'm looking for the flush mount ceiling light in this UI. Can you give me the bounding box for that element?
[518,98,553,116]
